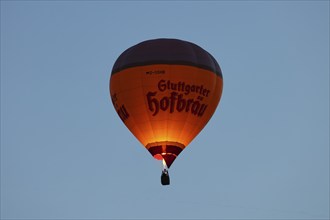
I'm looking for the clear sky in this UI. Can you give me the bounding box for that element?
[1,1,329,219]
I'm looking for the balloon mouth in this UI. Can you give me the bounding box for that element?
[147,142,185,168]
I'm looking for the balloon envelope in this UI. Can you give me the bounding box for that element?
[110,39,223,168]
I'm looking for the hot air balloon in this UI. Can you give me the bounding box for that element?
[110,38,223,185]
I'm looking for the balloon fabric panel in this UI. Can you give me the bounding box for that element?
[110,64,222,167]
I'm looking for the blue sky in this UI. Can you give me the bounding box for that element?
[1,1,329,219]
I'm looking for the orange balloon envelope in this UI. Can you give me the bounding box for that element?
[110,39,223,169]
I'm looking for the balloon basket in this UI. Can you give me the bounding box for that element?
[161,169,170,185]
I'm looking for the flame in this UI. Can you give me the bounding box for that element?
[162,158,168,170]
